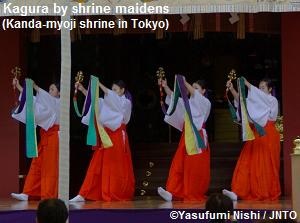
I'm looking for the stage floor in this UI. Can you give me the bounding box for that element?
[0,196,292,211]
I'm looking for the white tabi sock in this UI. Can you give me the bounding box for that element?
[157,187,173,202]
[222,189,238,201]
[11,193,28,201]
[69,195,85,202]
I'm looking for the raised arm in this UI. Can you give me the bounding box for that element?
[247,84,278,111]
[243,78,252,89]
[226,80,239,102]
[12,79,41,94]
[184,78,196,96]
[99,80,109,95]
[75,82,88,96]
[33,82,40,92]
[33,83,59,111]
[158,78,173,96]
[12,78,23,92]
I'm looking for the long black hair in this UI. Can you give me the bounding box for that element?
[195,79,207,90]
[260,78,275,96]
[113,80,132,103]
[260,78,273,90]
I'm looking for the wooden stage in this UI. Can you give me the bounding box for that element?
[0,196,292,211]
[0,197,294,223]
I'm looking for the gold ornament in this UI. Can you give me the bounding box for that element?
[149,162,154,168]
[11,66,22,106]
[275,116,283,141]
[142,181,149,187]
[75,71,84,83]
[74,71,84,95]
[11,66,21,79]
[156,67,165,80]
[293,136,300,155]
[226,69,237,93]
[228,69,237,82]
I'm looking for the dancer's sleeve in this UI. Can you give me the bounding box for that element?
[104,90,132,124]
[12,98,56,130]
[247,85,278,120]
[36,88,58,110]
[190,91,211,121]
[248,85,272,104]
[81,98,104,125]
[269,97,279,121]
[164,94,184,131]
[104,90,123,112]
[122,100,132,124]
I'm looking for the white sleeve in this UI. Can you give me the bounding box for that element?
[36,88,58,110]
[34,103,57,130]
[81,98,104,125]
[164,93,185,131]
[269,97,279,121]
[12,97,56,130]
[81,106,91,126]
[104,90,123,112]
[165,94,172,105]
[104,90,132,124]
[122,100,132,124]
[190,91,211,120]
[248,84,279,120]
[248,85,273,106]
[246,85,279,125]
[165,94,185,110]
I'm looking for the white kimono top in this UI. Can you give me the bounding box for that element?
[164,90,211,132]
[234,85,278,127]
[12,88,59,131]
[82,89,132,131]
[246,85,278,127]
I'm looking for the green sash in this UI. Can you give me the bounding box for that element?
[74,76,113,148]
[227,77,265,141]
[165,75,206,155]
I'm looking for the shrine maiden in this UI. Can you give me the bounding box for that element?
[157,77,211,201]
[11,78,60,200]
[70,80,135,202]
[223,78,280,201]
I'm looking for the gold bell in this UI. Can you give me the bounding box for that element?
[142,181,149,187]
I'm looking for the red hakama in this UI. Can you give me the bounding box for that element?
[232,121,281,200]
[79,124,135,201]
[166,129,210,201]
[23,125,59,199]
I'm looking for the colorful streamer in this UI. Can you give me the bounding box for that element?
[228,77,266,141]
[73,75,113,148]
[163,75,205,155]
[13,79,38,158]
